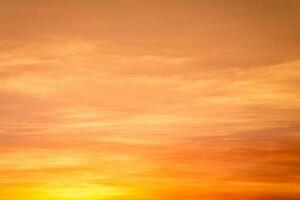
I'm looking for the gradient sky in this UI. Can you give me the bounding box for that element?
[0,1,300,200]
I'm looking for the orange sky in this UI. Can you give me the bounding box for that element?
[0,1,300,200]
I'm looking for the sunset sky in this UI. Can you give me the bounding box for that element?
[0,0,300,199]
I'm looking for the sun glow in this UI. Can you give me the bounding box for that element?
[39,185,128,200]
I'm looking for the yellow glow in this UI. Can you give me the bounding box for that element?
[40,185,127,200]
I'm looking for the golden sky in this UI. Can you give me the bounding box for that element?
[0,0,300,199]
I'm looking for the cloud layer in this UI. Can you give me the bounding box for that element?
[0,1,299,199]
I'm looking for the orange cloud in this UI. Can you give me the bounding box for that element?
[0,1,299,200]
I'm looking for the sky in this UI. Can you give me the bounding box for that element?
[0,0,300,199]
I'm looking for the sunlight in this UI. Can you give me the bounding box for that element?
[41,185,127,200]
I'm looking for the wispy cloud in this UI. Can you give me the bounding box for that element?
[0,1,299,199]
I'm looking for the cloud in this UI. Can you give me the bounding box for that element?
[0,1,299,199]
